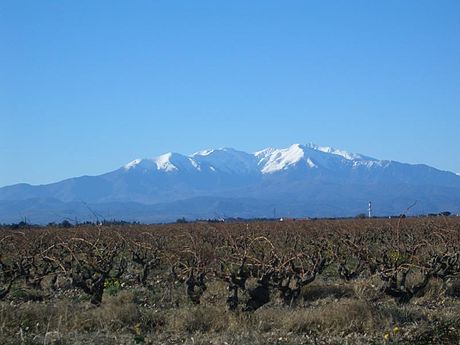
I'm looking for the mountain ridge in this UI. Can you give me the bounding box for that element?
[121,143,381,175]
[1,143,459,223]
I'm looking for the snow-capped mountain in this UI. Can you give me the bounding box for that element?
[1,144,460,223]
[124,147,259,176]
[121,144,378,176]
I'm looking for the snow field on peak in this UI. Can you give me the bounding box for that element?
[258,144,306,173]
[123,143,381,175]
[155,153,178,172]
[192,149,214,157]
[193,148,258,174]
[306,143,375,161]
[124,159,142,170]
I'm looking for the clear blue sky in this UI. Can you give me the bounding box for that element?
[1,1,460,186]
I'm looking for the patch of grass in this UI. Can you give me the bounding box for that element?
[10,286,45,302]
[168,305,229,333]
[139,308,167,333]
[280,299,380,334]
[409,318,460,345]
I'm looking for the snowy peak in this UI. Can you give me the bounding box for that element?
[124,152,196,173]
[124,158,158,171]
[125,148,259,175]
[305,143,376,161]
[255,143,377,174]
[192,148,258,175]
[155,153,179,172]
[257,144,307,173]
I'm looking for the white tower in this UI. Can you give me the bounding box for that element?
[368,201,372,218]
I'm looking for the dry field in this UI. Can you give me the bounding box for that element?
[1,217,460,344]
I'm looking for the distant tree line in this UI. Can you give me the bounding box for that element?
[1,211,456,230]
[0,219,141,230]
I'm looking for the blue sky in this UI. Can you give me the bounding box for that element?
[1,1,460,186]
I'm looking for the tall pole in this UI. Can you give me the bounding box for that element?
[368,201,372,218]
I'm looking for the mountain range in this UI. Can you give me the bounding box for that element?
[1,143,460,224]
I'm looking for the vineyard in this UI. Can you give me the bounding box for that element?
[1,218,460,344]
